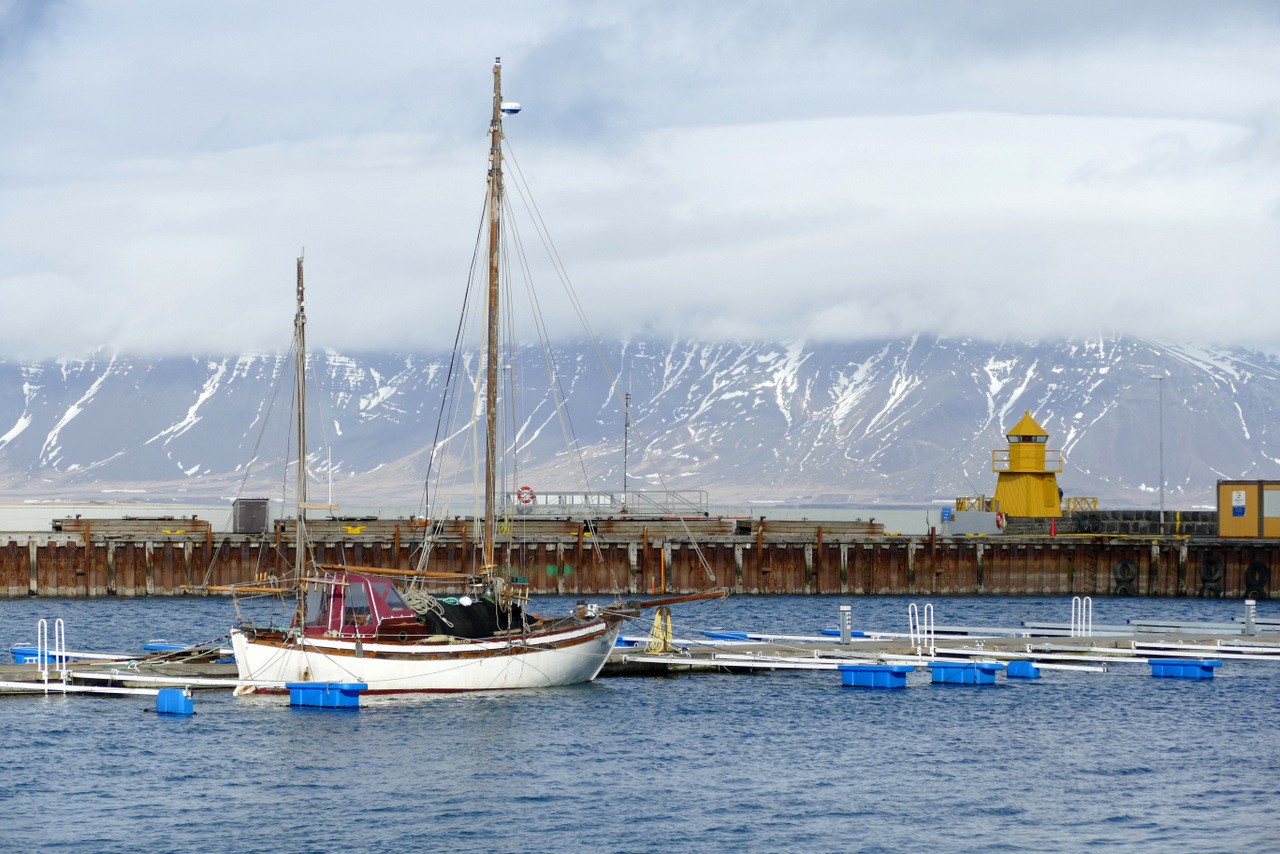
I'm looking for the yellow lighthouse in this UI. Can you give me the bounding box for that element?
[992,410,1062,518]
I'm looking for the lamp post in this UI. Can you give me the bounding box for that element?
[1149,374,1165,535]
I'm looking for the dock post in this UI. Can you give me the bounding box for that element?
[907,540,916,593]
[628,542,639,595]
[1149,542,1161,596]
[1177,541,1189,597]
[28,539,38,597]
[839,604,852,644]
[182,542,193,591]
[144,541,155,596]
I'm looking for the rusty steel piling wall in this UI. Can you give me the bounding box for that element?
[0,525,1275,600]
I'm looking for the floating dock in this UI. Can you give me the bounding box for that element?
[603,599,1280,676]
[5,599,1279,697]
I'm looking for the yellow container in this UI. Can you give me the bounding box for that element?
[1217,480,1280,537]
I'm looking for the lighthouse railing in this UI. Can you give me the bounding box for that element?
[992,448,1063,472]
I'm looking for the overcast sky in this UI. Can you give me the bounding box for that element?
[0,1,1278,359]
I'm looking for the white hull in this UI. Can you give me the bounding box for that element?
[231,618,620,694]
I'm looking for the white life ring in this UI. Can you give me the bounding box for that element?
[995,512,1006,528]
[516,485,535,504]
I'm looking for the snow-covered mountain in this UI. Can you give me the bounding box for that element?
[0,336,1276,510]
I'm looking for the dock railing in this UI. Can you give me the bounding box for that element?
[909,602,935,655]
[498,490,709,517]
[955,496,997,512]
[1064,496,1099,514]
[36,618,67,685]
[1071,596,1093,638]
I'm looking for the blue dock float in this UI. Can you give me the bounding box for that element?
[1149,659,1221,680]
[156,688,194,715]
[1006,660,1041,679]
[928,661,1004,685]
[838,664,914,689]
[285,682,368,708]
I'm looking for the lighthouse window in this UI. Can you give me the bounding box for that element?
[1009,435,1047,444]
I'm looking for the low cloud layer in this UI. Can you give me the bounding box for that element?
[0,1,1277,358]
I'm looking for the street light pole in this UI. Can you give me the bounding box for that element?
[1150,374,1165,535]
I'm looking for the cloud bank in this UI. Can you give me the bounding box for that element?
[0,1,1277,358]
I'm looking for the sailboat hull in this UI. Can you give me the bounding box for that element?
[231,617,621,694]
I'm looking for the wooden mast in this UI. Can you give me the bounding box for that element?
[483,58,504,571]
[294,252,308,582]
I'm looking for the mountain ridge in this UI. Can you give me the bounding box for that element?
[0,335,1275,512]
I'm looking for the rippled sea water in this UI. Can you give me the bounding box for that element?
[2,595,1278,854]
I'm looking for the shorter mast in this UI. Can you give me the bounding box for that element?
[294,253,308,583]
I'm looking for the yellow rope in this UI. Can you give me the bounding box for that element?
[645,606,673,653]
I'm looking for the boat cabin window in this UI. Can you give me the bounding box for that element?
[369,579,410,613]
[303,587,333,628]
[343,581,373,626]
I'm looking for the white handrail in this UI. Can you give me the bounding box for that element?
[54,619,67,679]
[37,618,48,683]
[908,602,935,655]
[33,618,69,690]
[1070,596,1094,638]
[925,603,934,653]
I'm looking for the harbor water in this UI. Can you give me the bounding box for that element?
[2,595,1278,853]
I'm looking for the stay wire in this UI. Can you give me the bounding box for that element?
[203,346,297,589]
[418,193,490,571]
[504,141,717,588]
[501,193,618,588]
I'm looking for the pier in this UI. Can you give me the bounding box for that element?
[0,514,1274,599]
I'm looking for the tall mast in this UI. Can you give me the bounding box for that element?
[295,252,308,581]
[483,58,504,570]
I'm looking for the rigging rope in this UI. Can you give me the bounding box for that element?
[401,589,455,629]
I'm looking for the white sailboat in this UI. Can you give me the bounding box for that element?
[229,59,627,694]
